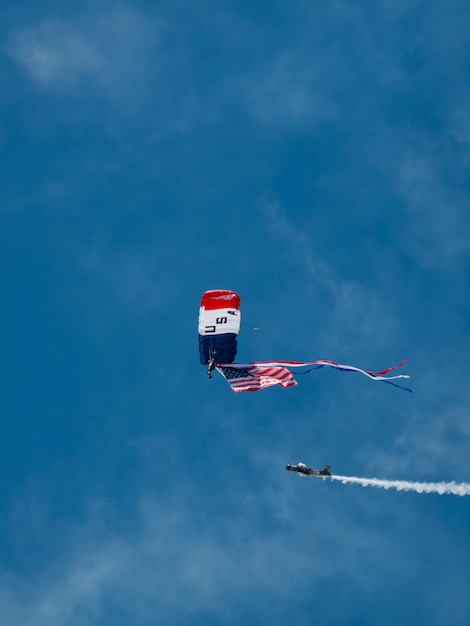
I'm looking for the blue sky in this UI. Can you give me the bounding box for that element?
[1,1,470,624]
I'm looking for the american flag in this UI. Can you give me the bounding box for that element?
[217,365,297,393]
[215,358,410,393]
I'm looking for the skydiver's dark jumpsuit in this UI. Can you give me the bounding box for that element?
[207,358,216,378]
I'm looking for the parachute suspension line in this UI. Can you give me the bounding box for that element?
[208,333,223,360]
[207,338,221,377]
[208,344,217,362]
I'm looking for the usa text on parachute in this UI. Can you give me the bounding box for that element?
[198,289,410,392]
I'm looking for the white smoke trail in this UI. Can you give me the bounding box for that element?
[329,475,470,497]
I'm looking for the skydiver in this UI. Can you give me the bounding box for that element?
[207,357,216,378]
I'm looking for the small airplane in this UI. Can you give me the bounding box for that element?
[286,463,332,477]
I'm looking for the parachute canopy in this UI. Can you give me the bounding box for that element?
[198,289,241,365]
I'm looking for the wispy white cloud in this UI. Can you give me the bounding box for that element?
[0,468,415,626]
[238,51,338,128]
[78,239,175,314]
[11,23,104,85]
[8,8,159,96]
[258,196,398,351]
[0,535,132,626]
[398,154,470,269]
[362,400,470,480]
[451,106,470,147]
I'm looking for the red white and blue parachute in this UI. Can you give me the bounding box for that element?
[198,289,410,393]
[198,289,241,365]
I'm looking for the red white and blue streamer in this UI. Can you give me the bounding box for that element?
[217,358,411,393]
